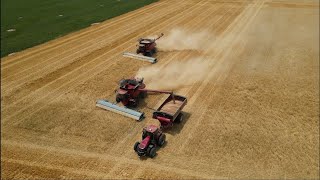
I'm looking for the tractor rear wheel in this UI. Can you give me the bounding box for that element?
[149,147,156,158]
[158,134,166,147]
[176,113,184,123]
[134,142,140,151]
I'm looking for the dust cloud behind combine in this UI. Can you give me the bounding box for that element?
[156,28,215,51]
[138,28,218,90]
[136,58,211,90]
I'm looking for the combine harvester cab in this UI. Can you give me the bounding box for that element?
[153,94,187,129]
[134,125,166,158]
[123,33,164,64]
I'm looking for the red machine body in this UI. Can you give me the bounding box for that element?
[153,94,187,128]
[136,33,164,57]
[134,125,166,158]
[115,77,172,107]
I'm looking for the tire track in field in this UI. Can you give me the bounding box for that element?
[177,0,266,152]
[1,3,190,100]
[1,1,164,67]
[1,1,209,124]
[1,3,181,92]
[2,140,224,179]
[2,158,110,179]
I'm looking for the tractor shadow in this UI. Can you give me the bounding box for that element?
[164,112,191,136]
[137,141,168,161]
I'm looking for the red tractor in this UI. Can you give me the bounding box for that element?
[136,33,164,57]
[134,125,166,158]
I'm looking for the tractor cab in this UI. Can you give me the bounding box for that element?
[134,125,166,158]
[142,125,160,140]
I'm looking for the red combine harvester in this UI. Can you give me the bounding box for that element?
[136,33,164,57]
[123,33,164,64]
[96,77,177,121]
[134,125,166,158]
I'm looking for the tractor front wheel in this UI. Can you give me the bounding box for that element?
[134,142,140,151]
[149,147,156,158]
[158,134,166,147]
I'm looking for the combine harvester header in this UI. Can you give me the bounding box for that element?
[96,100,144,121]
[123,33,164,64]
[123,52,157,63]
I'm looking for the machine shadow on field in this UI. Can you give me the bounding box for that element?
[137,141,168,161]
[165,112,191,135]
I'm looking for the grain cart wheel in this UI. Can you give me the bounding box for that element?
[134,142,140,151]
[176,113,184,123]
[158,134,166,147]
[149,147,157,158]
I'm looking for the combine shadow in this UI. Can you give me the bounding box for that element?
[164,112,191,136]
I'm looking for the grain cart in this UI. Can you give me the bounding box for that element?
[134,125,166,158]
[153,94,187,128]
